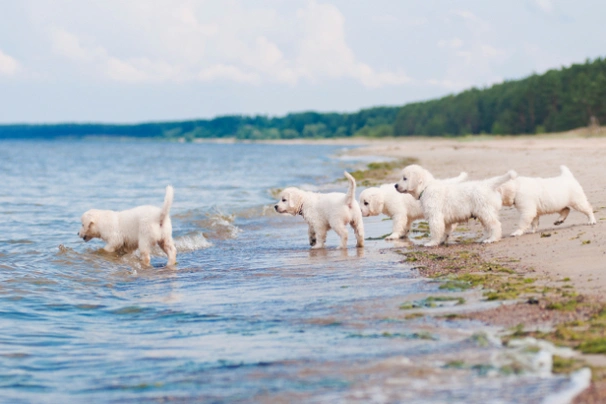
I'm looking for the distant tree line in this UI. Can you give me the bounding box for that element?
[1,57,605,140]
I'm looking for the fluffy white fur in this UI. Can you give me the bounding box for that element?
[359,172,468,240]
[274,172,364,249]
[395,165,517,247]
[497,165,596,236]
[78,185,177,267]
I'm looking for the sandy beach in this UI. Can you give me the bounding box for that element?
[342,132,606,297]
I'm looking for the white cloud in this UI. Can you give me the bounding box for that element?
[197,64,260,84]
[534,0,553,13]
[42,0,409,88]
[438,38,464,49]
[0,49,20,76]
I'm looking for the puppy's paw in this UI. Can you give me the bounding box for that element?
[356,241,364,248]
[385,233,401,241]
[510,230,524,237]
[423,241,439,247]
[481,238,498,244]
[589,219,597,225]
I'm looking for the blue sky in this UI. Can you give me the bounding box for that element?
[0,0,604,123]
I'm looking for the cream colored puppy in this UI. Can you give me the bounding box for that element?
[78,186,177,267]
[274,172,364,249]
[498,166,596,236]
[359,172,468,240]
[395,165,516,247]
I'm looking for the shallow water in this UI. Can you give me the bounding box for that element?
[0,141,588,403]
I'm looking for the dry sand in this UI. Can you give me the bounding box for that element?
[342,133,606,297]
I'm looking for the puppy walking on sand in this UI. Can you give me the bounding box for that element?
[395,165,516,247]
[359,172,468,240]
[274,171,364,249]
[78,185,177,267]
[498,165,596,236]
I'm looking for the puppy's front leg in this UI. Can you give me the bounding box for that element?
[424,216,445,247]
[103,244,116,253]
[386,214,408,240]
[308,225,317,247]
[554,207,570,226]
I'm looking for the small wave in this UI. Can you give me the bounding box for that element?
[175,233,212,252]
[198,209,242,240]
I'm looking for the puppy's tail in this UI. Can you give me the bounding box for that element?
[160,185,174,226]
[344,171,356,208]
[560,165,574,177]
[444,171,468,183]
[488,170,518,190]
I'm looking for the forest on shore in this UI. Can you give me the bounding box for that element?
[2,57,605,140]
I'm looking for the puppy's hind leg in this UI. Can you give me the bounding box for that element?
[332,222,349,249]
[479,211,502,244]
[554,207,570,226]
[308,225,317,247]
[351,212,365,248]
[159,238,177,267]
[570,197,596,225]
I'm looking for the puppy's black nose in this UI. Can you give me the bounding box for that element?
[394,184,399,190]
[274,205,278,210]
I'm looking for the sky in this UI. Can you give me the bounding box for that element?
[0,0,605,124]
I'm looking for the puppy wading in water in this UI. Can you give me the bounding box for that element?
[274,172,364,249]
[78,185,177,267]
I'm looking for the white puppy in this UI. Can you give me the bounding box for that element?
[78,186,177,267]
[498,165,596,236]
[359,172,468,240]
[395,165,516,247]
[274,172,364,249]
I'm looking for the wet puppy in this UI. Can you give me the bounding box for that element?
[78,185,177,267]
[395,165,516,247]
[359,172,468,240]
[498,166,596,236]
[274,172,364,249]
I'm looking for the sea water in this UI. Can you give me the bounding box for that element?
[0,140,589,403]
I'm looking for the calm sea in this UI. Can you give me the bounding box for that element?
[0,140,588,403]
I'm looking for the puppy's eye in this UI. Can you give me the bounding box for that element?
[282,198,287,202]
[403,177,407,181]
[364,201,369,206]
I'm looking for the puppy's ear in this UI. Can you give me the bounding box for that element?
[287,192,295,209]
[407,171,421,192]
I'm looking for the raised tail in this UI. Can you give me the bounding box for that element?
[444,171,468,183]
[487,170,518,190]
[560,165,574,177]
[344,171,356,208]
[160,185,174,225]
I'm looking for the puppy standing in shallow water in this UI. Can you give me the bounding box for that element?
[78,186,177,267]
[274,172,364,249]
[498,165,596,236]
[395,165,516,247]
[359,172,468,240]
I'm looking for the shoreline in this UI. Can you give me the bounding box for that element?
[337,132,606,402]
